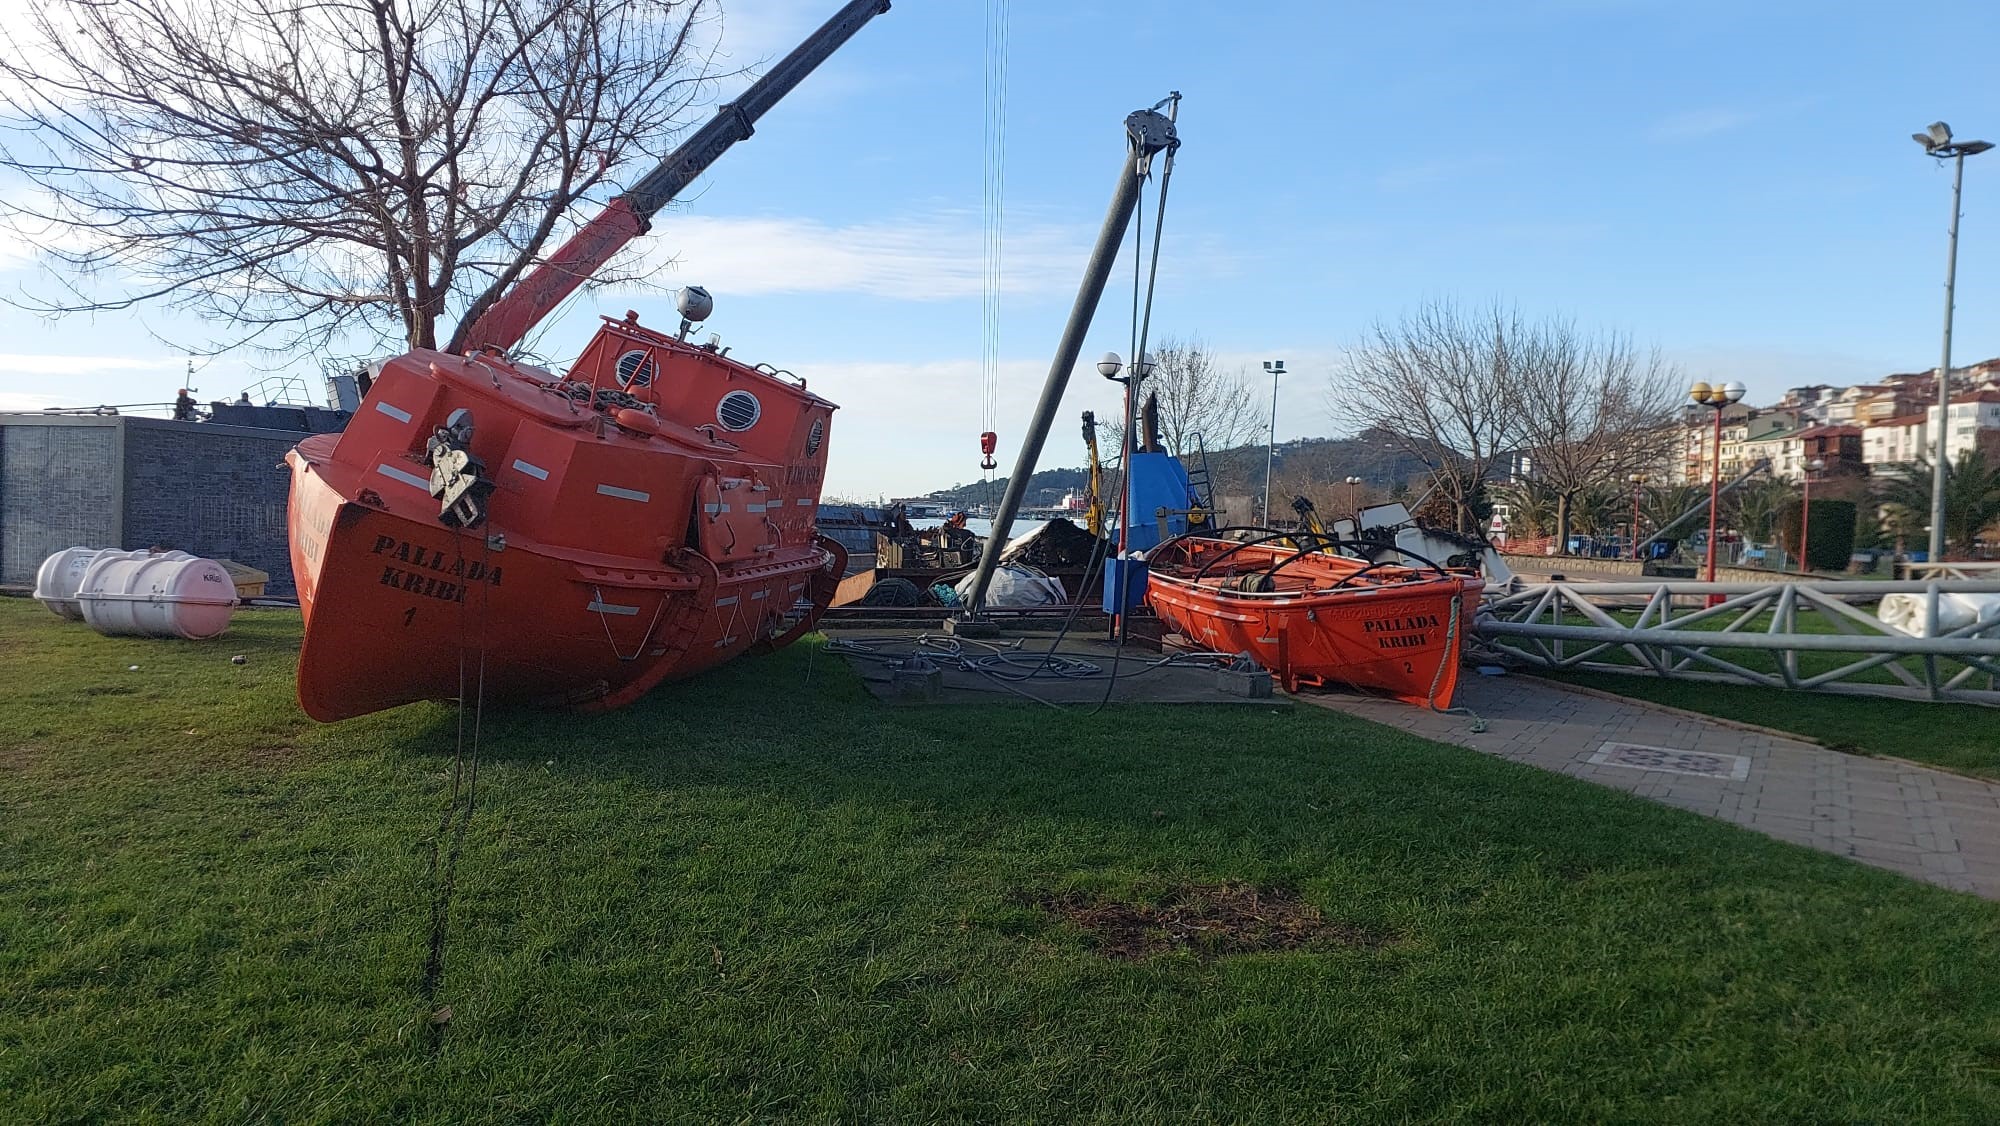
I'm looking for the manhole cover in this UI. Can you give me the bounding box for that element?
[1587,742,1750,780]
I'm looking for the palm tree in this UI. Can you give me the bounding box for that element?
[1727,477,1793,544]
[1568,484,1626,538]
[1875,450,2000,556]
[1491,480,1557,539]
[1638,482,1706,543]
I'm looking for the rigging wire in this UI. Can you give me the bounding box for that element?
[419,526,493,1045]
[979,0,1009,483]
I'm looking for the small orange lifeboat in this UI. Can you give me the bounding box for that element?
[1143,531,1485,706]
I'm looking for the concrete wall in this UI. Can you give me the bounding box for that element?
[0,414,300,594]
[121,418,296,594]
[0,419,121,585]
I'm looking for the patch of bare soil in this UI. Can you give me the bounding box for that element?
[1036,882,1389,961]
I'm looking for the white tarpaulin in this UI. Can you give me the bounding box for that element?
[957,565,1067,608]
[1876,592,2000,637]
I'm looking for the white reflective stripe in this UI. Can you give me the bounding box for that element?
[745,503,766,514]
[750,590,767,599]
[703,503,722,515]
[715,596,739,606]
[375,463,431,490]
[588,600,640,616]
[787,583,804,592]
[511,459,549,480]
[597,484,650,502]
[795,498,812,506]
[712,636,739,648]
[373,401,412,423]
[1257,636,1278,643]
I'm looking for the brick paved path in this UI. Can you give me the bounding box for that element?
[1302,675,2000,898]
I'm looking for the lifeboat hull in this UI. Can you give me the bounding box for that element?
[1143,537,1483,707]
[285,318,843,722]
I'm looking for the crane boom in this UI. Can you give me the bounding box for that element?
[456,0,892,355]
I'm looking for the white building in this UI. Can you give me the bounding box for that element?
[1862,414,1929,467]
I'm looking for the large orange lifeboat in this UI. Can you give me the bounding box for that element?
[1143,531,1484,707]
[285,314,843,721]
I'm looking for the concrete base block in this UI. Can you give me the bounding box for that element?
[943,616,1001,638]
[891,660,944,701]
[1215,665,1274,698]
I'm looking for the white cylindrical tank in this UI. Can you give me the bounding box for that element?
[33,546,109,620]
[76,549,239,640]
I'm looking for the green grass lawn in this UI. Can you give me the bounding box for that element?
[8,596,2000,1121]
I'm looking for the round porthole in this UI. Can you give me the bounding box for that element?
[805,418,825,456]
[717,390,761,431]
[615,349,656,387]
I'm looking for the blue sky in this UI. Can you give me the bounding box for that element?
[2,0,1998,498]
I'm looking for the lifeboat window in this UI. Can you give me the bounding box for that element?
[717,390,761,431]
[805,418,824,456]
[615,349,656,388]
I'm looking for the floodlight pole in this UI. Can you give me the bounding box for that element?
[1930,151,1966,563]
[1262,359,1284,524]
[1915,125,1992,561]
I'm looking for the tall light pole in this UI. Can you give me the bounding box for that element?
[1627,473,1648,560]
[1913,121,1992,562]
[1689,380,1746,590]
[1097,350,1153,556]
[1261,359,1285,525]
[1799,457,1825,572]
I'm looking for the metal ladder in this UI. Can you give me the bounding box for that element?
[1182,431,1216,511]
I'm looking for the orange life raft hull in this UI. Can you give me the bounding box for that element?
[1144,534,1484,707]
[285,313,843,722]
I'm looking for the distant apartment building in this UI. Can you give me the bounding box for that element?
[1863,413,1929,467]
[1774,425,1863,481]
[1861,391,2000,472]
[1678,401,1757,483]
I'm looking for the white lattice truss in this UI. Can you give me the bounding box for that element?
[1477,579,2000,706]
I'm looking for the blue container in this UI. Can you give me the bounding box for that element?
[1102,556,1148,613]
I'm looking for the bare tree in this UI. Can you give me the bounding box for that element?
[1330,300,1523,533]
[1507,325,1683,546]
[0,0,722,357]
[1142,335,1265,457]
[1103,335,1266,471]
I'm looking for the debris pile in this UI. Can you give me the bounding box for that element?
[1033,882,1388,961]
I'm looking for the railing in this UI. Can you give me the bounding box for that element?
[1477,578,2000,706]
[1904,561,2000,580]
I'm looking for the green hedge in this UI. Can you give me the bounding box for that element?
[1777,498,1856,570]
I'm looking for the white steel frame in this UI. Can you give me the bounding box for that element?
[1478,579,2000,705]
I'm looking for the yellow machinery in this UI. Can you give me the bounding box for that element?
[1289,495,1337,552]
[1080,411,1107,537]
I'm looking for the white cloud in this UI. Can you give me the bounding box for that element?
[0,353,187,377]
[634,210,1092,300]
[0,390,64,411]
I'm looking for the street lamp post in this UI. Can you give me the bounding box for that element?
[1627,473,1648,561]
[1097,350,1153,556]
[1798,457,1825,572]
[1689,381,1747,592]
[1261,360,1284,525]
[1913,121,1992,562]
